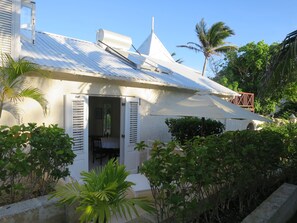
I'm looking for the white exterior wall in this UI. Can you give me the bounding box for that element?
[0,72,259,139]
[0,73,177,142]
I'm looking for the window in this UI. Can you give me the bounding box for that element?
[21,0,35,43]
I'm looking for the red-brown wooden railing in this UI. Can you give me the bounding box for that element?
[229,92,255,112]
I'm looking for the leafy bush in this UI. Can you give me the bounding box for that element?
[139,129,286,222]
[51,159,154,223]
[0,123,75,205]
[165,117,224,144]
[274,101,297,119]
[262,122,297,181]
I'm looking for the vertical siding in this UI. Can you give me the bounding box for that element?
[0,0,13,55]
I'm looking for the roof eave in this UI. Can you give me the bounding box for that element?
[38,65,202,92]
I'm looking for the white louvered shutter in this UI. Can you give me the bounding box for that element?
[72,99,85,151]
[0,0,13,55]
[129,101,138,144]
[123,97,140,173]
[0,0,20,60]
[65,94,89,180]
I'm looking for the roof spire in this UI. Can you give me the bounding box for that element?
[151,16,154,33]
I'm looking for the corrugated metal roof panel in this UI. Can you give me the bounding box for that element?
[128,53,239,96]
[20,30,237,96]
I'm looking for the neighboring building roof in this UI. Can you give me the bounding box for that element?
[20,29,238,96]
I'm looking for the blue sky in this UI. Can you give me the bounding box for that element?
[35,0,297,77]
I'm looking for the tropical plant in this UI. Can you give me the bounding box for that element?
[0,53,47,118]
[262,30,297,96]
[178,18,236,76]
[51,159,154,223]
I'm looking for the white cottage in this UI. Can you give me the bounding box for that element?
[0,0,267,179]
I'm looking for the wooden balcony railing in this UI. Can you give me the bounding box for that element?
[229,92,255,112]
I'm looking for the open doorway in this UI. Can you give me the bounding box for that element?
[65,94,140,179]
[88,96,121,170]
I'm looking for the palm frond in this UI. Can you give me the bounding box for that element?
[177,44,202,53]
[16,87,48,114]
[261,30,297,97]
[0,53,47,118]
[208,22,235,46]
[50,181,82,206]
[2,102,20,119]
[212,45,238,54]
[3,54,40,85]
[196,18,209,49]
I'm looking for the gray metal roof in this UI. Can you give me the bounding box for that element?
[20,30,237,95]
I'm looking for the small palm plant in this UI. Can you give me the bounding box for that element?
[51,159,154,223]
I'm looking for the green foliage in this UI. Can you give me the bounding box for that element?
[262,123,297,182]
[274,101,297,119]
[283,82,297,102]
[51,159,154,223]
[263,122,297,153]
[213,41,280,114]
[139,141,186,222]
[0,123,75,205]
[165,117,224,144]
[216,76,241,92]
[140,128,296,222]
[0,53,47,118]
[254,98,278,115]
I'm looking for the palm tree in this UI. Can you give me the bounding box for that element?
[0,53,47,118]
[51,159,154,223]
[178,18,236,76]
[262,30,297,95]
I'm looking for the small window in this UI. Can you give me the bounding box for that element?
[21,1,35,43]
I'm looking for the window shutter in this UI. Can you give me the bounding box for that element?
[0,0,13,55]
[64,94,89,180]
[129,101,138,144]
[72,99,85,151]
[123,97,140,173]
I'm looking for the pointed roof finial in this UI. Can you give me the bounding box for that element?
[151,16,154,33]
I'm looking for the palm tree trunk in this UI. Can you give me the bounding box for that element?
[0,100,3,118]
[201,56,208,77]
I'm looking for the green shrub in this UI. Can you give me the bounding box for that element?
[0,123,75,205]
[139,129,285,222]
[165,117,224,144]
[262,122,297,182]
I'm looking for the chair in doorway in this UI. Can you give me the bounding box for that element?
[92,137,107,165]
